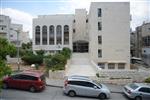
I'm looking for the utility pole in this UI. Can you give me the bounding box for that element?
[16,30,20,71]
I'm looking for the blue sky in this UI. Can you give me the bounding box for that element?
[0,0,150,38]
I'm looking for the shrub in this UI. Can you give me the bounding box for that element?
[21,54,43,65]
[60,47,71,59]
[36,50,45,56]
[145,77,150,83]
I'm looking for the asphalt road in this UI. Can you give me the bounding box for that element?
[0,86,129,100]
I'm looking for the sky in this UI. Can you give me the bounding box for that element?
[0,0,150,38]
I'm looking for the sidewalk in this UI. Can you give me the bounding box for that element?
[46,78,124,93]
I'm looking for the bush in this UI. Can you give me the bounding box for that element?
[21,54,43,65]
[60,47,71,59]
[36,50,45,56]
[145,77,150,83]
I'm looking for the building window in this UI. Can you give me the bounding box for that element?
[98,49,102,57]
[56,25,62,44]
[73,19,75,23]
[10,35,13,37]
[73,29,75,33]
[64,25,69,45]
[42,25,47,45]
[118,63,125,69]
[98,8,102,17]
[108,63,115,69]
[98,36,102,44]
[98,63,105,69]
[0,20,3,22]
[86,19,88,23]
[35,26,40,45]
[98,22,102,31]
[143,36,150,46]
[49,25,54,45]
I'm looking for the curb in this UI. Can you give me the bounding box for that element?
[111,91,123,94]
[46,84,123,94]
[46,84,63,88]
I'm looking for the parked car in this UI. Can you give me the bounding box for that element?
[63,75,110,99]
[2,71,46,92]
[123,83,150,100]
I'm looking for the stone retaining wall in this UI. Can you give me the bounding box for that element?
[48,70,64,79]
[94,70,150,84]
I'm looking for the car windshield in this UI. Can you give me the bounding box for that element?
[129,83,139,90]
[93,80,102,88]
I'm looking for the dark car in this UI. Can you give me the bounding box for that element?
[2,71,46,92]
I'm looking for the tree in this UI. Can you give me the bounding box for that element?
[0,37,16,60]
[0,37,15,91]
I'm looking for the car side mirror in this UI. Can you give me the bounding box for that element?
[94,86,97,89]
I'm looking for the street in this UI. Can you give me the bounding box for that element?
[0,86,129,100]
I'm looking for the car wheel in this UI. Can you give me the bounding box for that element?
[99,93,106,99]
[135,96,142,100]
[29,86,36,92]
[3,83,8,89]
[68,90,76,97]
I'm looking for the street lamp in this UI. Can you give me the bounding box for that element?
[15,30,20,71]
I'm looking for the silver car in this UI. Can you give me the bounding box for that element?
[63,75,111,99]
[123,83,150,100]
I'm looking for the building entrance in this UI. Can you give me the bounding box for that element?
[73,41,88,52]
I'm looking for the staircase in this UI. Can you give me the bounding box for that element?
[65,53,96,77]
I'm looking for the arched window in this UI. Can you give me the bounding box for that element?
[42,25,47,45]
[49,25,54,45]
[56,25,62,44]
[35,26,40,45]
[64,25,69,45]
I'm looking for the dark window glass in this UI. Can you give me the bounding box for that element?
[98,22,102,31]
[42,25,47,45]
[98,8,102,17]
[98,63,105,69]
[86,19,88,23]
[98,49,102,57]
[129,83,139,90]
[49,25,54,45]
[73,29,75,33]
[108,63,115,69]
[56,25,62,44]
[64,25,69,45]
[11,74,22,79]
[139,87,150,93]
[35,26,40,45]
[98,36,102,44]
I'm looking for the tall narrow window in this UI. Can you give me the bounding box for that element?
[42,25,47,45]
[64,25,69,45]
[35,26,40,45]
[98,22,102,31]
[98,36,102,44]
[49,25,54,45]
[98,49,102,57]
[56,25,62,44]
[98,8,102,17]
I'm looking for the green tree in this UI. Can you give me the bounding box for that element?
[0,37,15,91]
[0,37,16,60]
